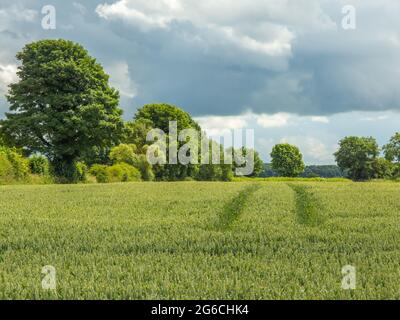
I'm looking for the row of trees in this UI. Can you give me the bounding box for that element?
[267,134,400,181]
[0,39,266,183]
[0,39,398,183]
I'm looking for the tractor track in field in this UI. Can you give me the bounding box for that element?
[215,184,261,231]
[287,183,325,227]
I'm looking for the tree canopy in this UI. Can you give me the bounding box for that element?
[127,103,202,181]
[134,103,201,133]
[334,136,379,181]
[383,132,400,178]
[383,132,400,163]
[0,39,124,182]
[270,143,305,177]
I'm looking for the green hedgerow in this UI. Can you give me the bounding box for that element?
[90,163,141,183]
[76,162,88,182]
[0,146,29,181]
[0,153,14,184]
[105,163,141,183]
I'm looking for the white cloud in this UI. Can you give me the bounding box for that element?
[197,112,331,133]
[96,0,181,31]
[310,116,330,123]
[218,25,293,57]
[0,5,37,31]
[0,64,18,94]
[195,115,249,129]
[105,61,137,98]
[195,114,250,138]
[96,0,298,58]
[280,136,335,164]
[256,113,291,128]
[360,115,389,122]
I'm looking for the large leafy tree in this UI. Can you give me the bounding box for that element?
[270,143,305,177]
[0,39,124,182]
[334,136,379,181]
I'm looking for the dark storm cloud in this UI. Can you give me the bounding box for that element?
[1,0,400,118]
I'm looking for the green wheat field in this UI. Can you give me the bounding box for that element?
[1,181,400,299]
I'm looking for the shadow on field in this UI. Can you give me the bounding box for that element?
[214,184,261,231]
[287,184,325,227]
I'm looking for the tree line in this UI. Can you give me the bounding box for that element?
[0,40,265,183]
[0,39,399,184]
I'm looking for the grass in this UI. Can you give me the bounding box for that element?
[0,181,400,299]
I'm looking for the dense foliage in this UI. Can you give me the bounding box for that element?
[28,155,49,176]
[270,143,305,177]
[125,103,238,182]
[0,146,53,184]
[301,165,344,178]
[231,147,264,178]
[383,132,400,164]
[260,164,344,178]
[0,146,29,183]
[383,133,400,178]
[134,103,201,133]
[334,136,379,181]
[90,163,141,183]
[0,39,124,182]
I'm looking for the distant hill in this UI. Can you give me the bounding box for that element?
[259,164,344,178]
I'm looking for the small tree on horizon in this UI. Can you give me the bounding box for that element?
[270,143,305,177]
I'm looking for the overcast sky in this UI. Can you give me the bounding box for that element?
[1,0,400,164]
